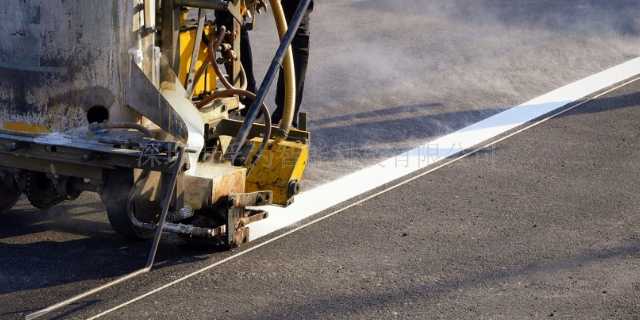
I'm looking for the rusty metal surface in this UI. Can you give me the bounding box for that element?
[0,131,180,173]
[236,209,268,228]
[0,0,198,143]
[230,191,272,207]
[190,162,246,207]
[184,175,213,210]
[233,227,249,246]
[0,0,141,133]
[131,213,226,238]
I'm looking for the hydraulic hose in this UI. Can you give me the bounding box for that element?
[268,0,296,140]
[193,26,248,95]
[231,0,312,162]
[238,62,248,91]
[209,25,234,90]
[207,25,248,91]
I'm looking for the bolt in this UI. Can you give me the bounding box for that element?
[287,180,300,197]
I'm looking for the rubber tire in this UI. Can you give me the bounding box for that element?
[104,168,155,239]
[0,180,21,214]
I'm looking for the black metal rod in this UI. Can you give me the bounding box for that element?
[173,0,227,10]
[231,0,312,161]
[146,147,184,266]
[25,148,185,320]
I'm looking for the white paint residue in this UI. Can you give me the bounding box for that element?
[160,84,205,176]
[33,132,72,145]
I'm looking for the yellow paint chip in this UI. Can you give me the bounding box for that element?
[3,121,50,133]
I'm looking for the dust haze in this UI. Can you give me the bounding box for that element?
[248,0,640,189]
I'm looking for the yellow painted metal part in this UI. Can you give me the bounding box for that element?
[179,25,218,96]
[2,122,51,134]
[244,138,309,206]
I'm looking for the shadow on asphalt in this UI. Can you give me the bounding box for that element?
[557,89,640,119]
[308,86,640,170]
[309,105,506,161]
[0,300,101,320]
[0,198,226,297]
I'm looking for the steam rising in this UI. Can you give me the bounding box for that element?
[249,0,640,189]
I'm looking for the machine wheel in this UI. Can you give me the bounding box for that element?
[103,168,155,239]
[0,177,21,214]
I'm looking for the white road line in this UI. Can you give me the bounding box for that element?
[87,57,640,319]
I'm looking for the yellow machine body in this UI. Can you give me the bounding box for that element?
[179,23,218,96]
[245,138,309,206]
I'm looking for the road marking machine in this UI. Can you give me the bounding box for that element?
[0,0,312,318]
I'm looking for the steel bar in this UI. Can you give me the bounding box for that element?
[131,215,227,238]
[185,9,206,96]
[146,147,185,266]
[25,148,185,320]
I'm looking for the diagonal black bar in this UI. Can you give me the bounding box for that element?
[25,148,185,320]
[231,0,312,162]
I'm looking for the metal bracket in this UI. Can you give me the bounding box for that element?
[174,0,244,24]
[226,206,241,246]
[229,191,273,207]
[224,190,272,246]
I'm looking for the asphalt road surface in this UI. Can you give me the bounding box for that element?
[2,1,640,319]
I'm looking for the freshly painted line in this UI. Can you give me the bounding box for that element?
[249,56,640,240]
[86,58,640,319]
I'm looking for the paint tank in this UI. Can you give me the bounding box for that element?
[0,0,156,134]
